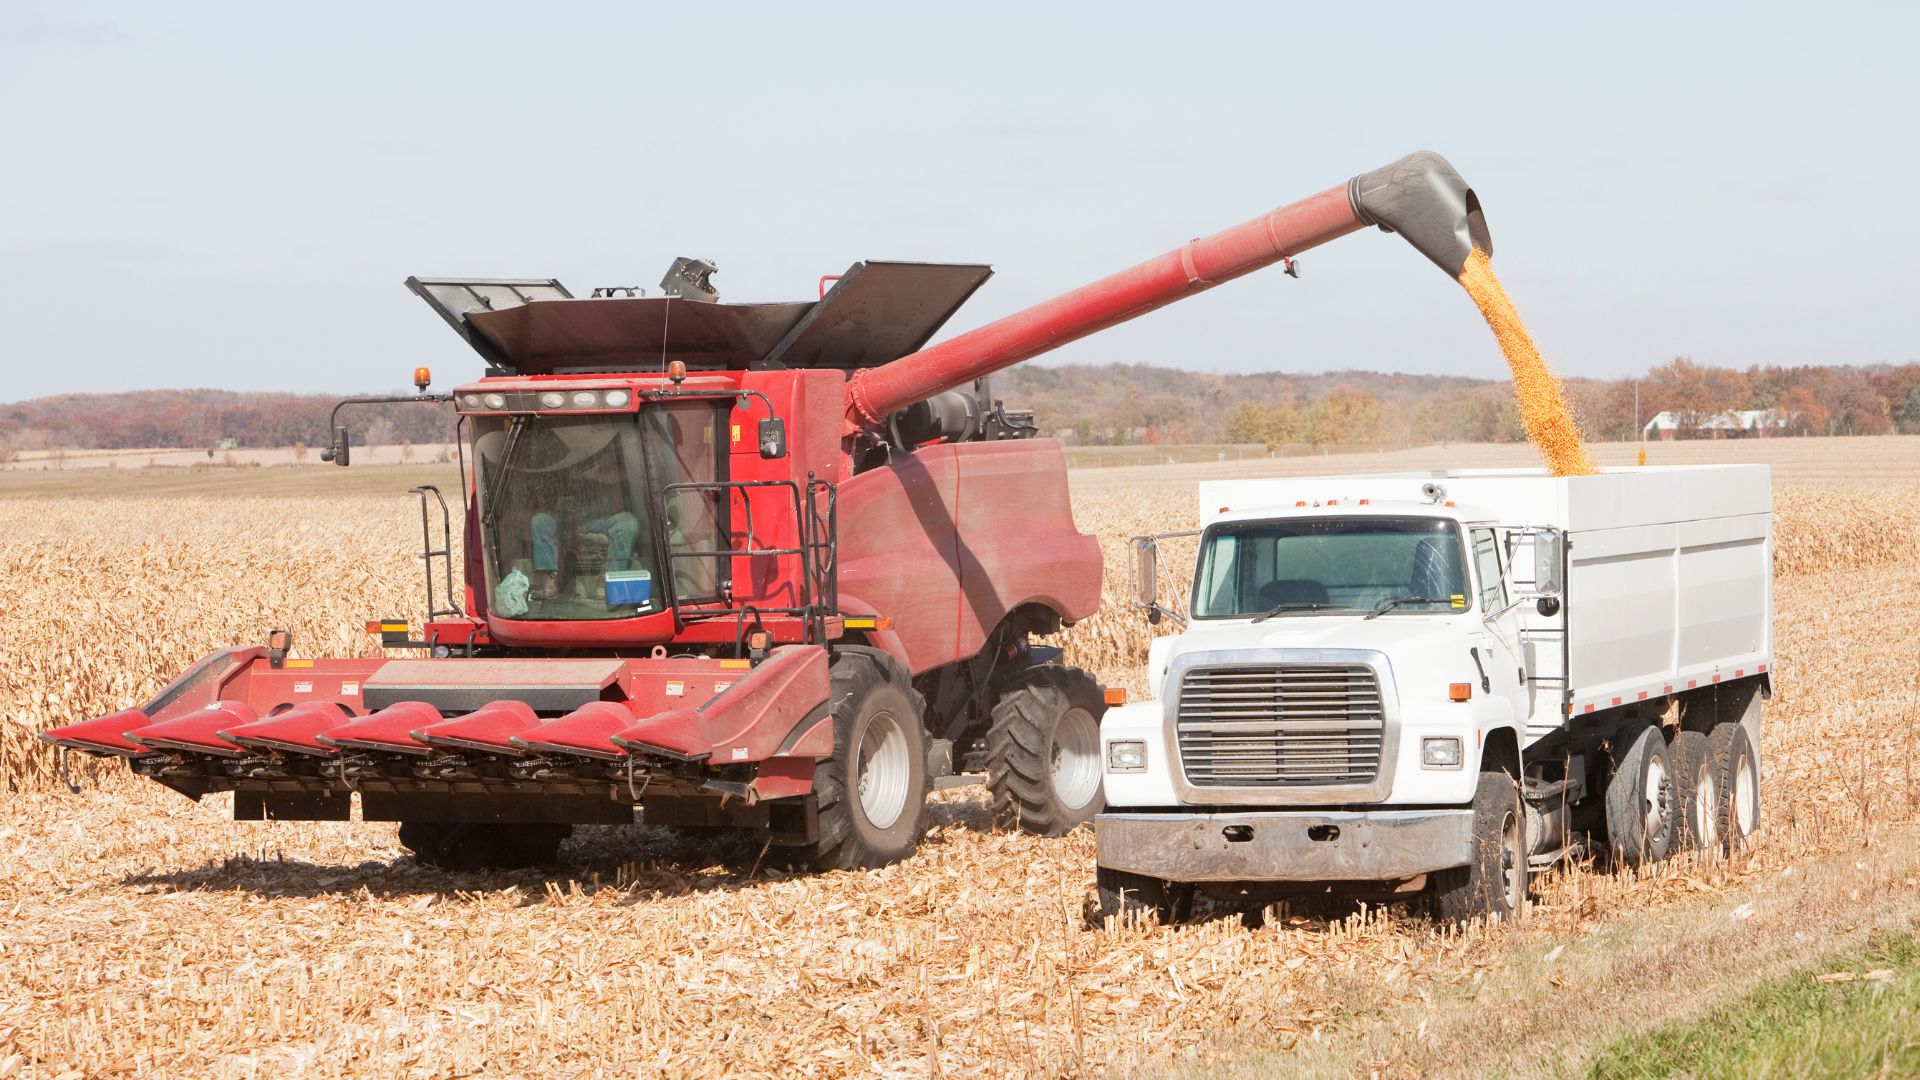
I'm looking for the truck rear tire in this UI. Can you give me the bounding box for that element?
[1428,770,1526,925]
[987,664,1108,836]
[1605,721,1676,866]
[1087,865,1194,927]
[1672,728,1717,852]
[1708,721,1761,854]
[802,651,930,871]
[398,821,573,870]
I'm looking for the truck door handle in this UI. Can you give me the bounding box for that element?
[1468,647,1491,693]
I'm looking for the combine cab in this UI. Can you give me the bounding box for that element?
[47,152,1489,871]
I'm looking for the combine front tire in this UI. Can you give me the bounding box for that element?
[987,665,1107,836]
[803,651,930,871]
[398,821,572,870]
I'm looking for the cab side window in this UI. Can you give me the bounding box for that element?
[1470,528,1507,613]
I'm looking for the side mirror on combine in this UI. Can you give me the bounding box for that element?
[319,425,351,467]
[758,417,788,459]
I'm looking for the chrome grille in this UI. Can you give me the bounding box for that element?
[1176,664,1384,786]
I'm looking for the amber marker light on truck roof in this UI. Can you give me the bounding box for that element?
[1448,682,1473,701]
[1104,687,1127,705]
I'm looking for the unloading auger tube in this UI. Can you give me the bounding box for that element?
[844,150,1491,427]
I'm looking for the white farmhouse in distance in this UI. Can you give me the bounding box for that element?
[1643,409,1785,440]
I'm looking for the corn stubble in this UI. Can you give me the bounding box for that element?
[1458,249,1597,478]
[3,469,1919,1076]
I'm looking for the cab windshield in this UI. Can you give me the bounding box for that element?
[472,404,725,621]
[1191,516,1470,619]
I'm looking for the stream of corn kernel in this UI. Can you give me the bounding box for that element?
[1458,249,1597,477]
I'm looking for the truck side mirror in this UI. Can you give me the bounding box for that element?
[319,425,351,466]
[758,417,787,459]
[1532,529,1564,596]
[1132,537,1159,611]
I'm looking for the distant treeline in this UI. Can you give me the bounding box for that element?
[3,358,1918,456]
[0,389,454,455]
[995,358,1920,446]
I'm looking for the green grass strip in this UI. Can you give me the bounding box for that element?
[1586,930,1920,1079]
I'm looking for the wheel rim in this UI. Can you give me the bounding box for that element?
[1050,707,1102,810]
[1500,807,1524,913]
[1733,748,1758,836]
[1643,752,1670,846]
[856,709,911,830]
[1695,760,1719,848]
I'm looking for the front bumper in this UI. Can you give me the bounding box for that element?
[1096,808,1474,883]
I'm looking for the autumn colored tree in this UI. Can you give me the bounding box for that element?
[1774,386,1828,436]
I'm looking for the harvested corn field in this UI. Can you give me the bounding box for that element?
[4,447,1920,1076]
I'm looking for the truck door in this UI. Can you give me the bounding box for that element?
[1468,526,1530,727]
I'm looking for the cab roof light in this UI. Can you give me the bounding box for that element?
[1448,682,1473,701]
[1103,687,1127,706]
[413,367,431,392]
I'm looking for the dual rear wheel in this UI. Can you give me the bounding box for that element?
[1611,715,1760,866]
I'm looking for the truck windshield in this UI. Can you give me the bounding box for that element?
[1191,516,1470,620]
[472,404,725,621]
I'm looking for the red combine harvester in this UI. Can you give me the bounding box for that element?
[45,151,1488,871]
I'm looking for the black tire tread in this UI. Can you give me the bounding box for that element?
[1604,721,1675,867]
[802,649,929,871]
[986,664,1108,837]
[1429,770,1524,925]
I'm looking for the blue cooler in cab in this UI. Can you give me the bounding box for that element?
[605,570,652,607]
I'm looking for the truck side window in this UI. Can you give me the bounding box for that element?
[1471,528,1507,613]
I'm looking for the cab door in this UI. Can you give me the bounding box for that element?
[1468,526,1530,726]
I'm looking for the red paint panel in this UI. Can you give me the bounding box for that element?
[317,702,443,755]
[223,703,349,756]
[513,702,636,760]
[40,708,154,757]
[614,645,828,762]
[835,446,963,673]
[129,701,259,757]
[750,756,816,801]
[953,440,1103,653]
[415,700,542,754]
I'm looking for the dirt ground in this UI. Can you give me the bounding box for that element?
[2,440,1917,1077]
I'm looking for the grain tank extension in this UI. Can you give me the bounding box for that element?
[46,152,1491,871]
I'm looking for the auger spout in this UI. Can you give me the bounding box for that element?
[844,150,1489,427]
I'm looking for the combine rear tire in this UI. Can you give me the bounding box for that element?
[398,821,572,870]
[1708,722,1761,855]
[1087,866,1194,928]
[1605,721,1676,867]
[803,651,929,871]
[987,665,1107,836]
[1428,769,1526,925]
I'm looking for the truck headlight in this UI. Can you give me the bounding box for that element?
[1106,740,1147,772]
[1422,736,1463,768]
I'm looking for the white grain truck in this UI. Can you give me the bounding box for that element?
[1094,466,1770,923]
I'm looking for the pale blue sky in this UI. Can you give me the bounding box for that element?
[1,1,1913,400]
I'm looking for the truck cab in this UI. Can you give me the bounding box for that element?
[1094,467,1772,925]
